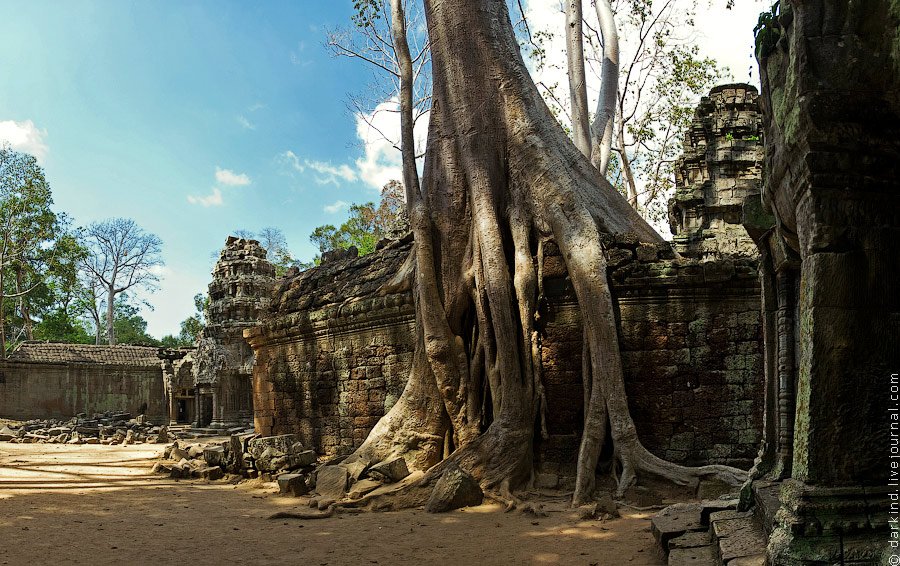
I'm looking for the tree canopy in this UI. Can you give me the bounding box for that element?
[309,180,408,259]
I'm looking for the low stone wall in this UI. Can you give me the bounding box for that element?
[0,361,166,423]
[248,237,764,474]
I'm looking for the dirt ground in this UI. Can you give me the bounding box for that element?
[0,443,664,566]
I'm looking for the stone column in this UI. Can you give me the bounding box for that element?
[756,1,899,562]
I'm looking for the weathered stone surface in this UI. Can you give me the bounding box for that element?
[668,83,763,261]
[347,478,382,499]
[248,231,763,473]
[0,344,168,423]
[191,236,275,428]
[169,446,190,462]
[668,531,711,550]
[712,516,765,562]
[425,464,483,513]
[315,465,348,500]
[247,435,302,460]
[203,445,227,468]
[651,503,705,552]
[197,466,224,481]
[667,545,717,566]
[277,473,310,497]
[749,2,898,564]
[368,457,409,483]
[700,498,739,526]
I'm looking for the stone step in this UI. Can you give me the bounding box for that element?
[652,503,706,556]
[709,510,767,565]
[668,545,718,565]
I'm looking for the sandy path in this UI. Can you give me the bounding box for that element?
[0,443,663,566]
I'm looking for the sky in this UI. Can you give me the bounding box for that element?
[0,0,765,339]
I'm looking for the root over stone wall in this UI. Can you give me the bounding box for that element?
[246,236,764,479]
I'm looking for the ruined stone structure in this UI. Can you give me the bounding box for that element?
[192,237,275,428]
[0,342,168,423]
[248,231,765,488]
[739,2,899,563]
[669,84,764,260]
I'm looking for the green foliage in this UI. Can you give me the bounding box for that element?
[33,308,94,344]
[308,180,408,261]
[110,300,159,346]
[0,145,89,351]
[754,1,781,59]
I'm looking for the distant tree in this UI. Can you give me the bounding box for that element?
[178,292,206,345]
[0,146,77,355]
[526,0,726,223]
[308,180,408,259]
[109,300,158,346]
[256,227,297,276]
[80,218,163,345]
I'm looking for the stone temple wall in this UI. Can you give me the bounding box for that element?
[0,343,167,423]
[247,235,764,478]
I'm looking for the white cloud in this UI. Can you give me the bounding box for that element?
[215,167,251,186]
[237,115,255,130]
[324,200,349,214]
[0,119,49,163]
[354,98,428,191]
[277,151,359,186]
[187,187,223,207]
[306,160,357,185]
[279,150,304,173]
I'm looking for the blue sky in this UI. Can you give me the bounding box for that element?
[0,1,763,338]
[0,1,402,337]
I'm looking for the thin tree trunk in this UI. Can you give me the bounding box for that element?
[106,286,116,345]
[590,0,619,176]
[14,266,33,341]
[565,0,591,156]
[617,111,639,208]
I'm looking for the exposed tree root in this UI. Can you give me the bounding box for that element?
[330,0,748,515]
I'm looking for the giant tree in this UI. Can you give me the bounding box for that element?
[339,0,744,507]
[0,146,74,355]
[80,217,163,345]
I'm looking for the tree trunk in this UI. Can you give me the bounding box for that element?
[617,110,640,208]
[347,0,745,505]
[589,0,619,175]
[14,266,33,341]
[106,287,116,345]
[565,0,591,156]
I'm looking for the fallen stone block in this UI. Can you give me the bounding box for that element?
[0,425,18,441]
[368,457,410,483]
[425,463,483,513]
[315,465,349,500]
[151,462,173,474]
[169,447,190,462]
[348,478,382,499]
[197,466,224,481]
[277,473,310,497]
[248,434,302,460]
[203,445,228,468]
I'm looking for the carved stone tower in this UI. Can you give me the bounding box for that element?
[193,236,275,428]
[668,83,764,259]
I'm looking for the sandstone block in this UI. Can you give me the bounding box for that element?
[425,463,483,513]
[368,457,409,483]
[277,473,310,497]
[315,465,348,500]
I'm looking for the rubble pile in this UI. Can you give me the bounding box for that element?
[0,412,173,445]
[150,433,318,484]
